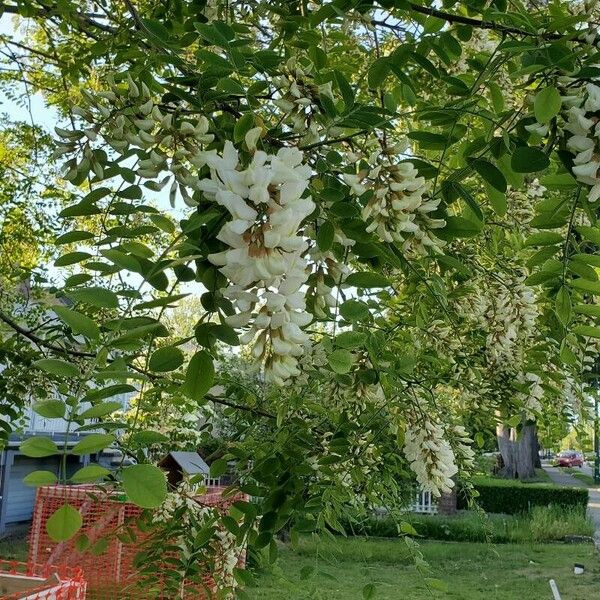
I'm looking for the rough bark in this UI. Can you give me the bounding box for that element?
[496,420,538,480]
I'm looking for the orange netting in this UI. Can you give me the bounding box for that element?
[28,485,247,599]
[0,560,86,599]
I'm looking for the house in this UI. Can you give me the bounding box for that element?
[0,389,132,535]
[158,451,221,488]
[0,287,133,535]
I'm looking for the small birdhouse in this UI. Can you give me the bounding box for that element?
[158,451,218,488]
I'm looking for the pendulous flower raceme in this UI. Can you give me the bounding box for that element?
[54,74,214,207]
[344,148,446,256]
[202,141,315,385]
[403,409,459,497]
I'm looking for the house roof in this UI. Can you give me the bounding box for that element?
[161,451,210,475]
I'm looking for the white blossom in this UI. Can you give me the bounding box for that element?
[201,142,315,384]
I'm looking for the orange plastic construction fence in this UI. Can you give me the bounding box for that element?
[0,560,86,600]
[28,485,247,599]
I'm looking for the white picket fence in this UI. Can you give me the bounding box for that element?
[411,490,437,514]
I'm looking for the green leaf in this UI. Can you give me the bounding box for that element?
[400,521,418,536]
[488,82,505,113]
[484,183,507,216]
[438,217,482,239]
[345,272,391,288]
[572,325,600,339]
[117,185,142,199]
[33,400,66,419]
[122,464,167,508]
[574,304,600,317]
[523,232,563,247]
[54,251,92,267]
[149,346,185,372]
[407,130,463,150]
[340,300,370,322]
[149,213,175,234]
[316,221,335,252]
[555,286,572,326]
[571,279,600,295]
[511,147,549,173]
[454,182,484,222]
[78,401,123,420]
[67,287,119,309]
[46,504,82,542]
[470,159,507,193]
[328,349,355,374]
[534,85,561,124]
[71,464,110,483]
[194,22,231,47]
[540,173,577,190]
[368,57,390,88]
[55,230,94,245]
[24,470,58,486]
[334,70,354,109]
[20,437,60,458]
[210,458,228,478]
[83,384,136,402]
[234,112,254,144]
[71,433,115,455]
[33,359,79,378]
[53,306,100,339]
[335,331,366,349]
[576,226,600,245]
[183,350,215,400]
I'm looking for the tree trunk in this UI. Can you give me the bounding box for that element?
[515,423,537,480]
[496,419,538,480]
[496,422,517,478]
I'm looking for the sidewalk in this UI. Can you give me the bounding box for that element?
[544,464,600,549]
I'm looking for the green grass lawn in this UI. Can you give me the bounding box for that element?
[247,537,600,599]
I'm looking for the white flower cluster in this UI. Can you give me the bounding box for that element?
[272,57,332,147]
[317,430,380,493]
[449,424,475,471]
[403,413,458,497]
[570,0,600,44]
[344,150,445,255]
[306,244,350,319]
[290,340,329,389]
[483,278,538,367]
[518,372,544,417]
[527,178,547,199]
[559,82,600,202]
[54,74,214,207]
[202,142,315,385]
[152,481,241,596]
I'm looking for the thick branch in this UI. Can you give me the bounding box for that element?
[373,3,562,41]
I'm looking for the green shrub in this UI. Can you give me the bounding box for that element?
[458,476,588,514]
[340,506,593,544]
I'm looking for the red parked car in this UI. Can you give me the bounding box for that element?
[555,451,584,468]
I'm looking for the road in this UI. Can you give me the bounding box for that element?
[543,463,600,549]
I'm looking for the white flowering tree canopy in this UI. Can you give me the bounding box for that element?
[2,0,600,594]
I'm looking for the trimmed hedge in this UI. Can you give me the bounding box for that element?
[459,476,588,514]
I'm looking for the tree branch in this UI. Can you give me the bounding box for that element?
[373,3,562,41]
[0,311,275,419]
